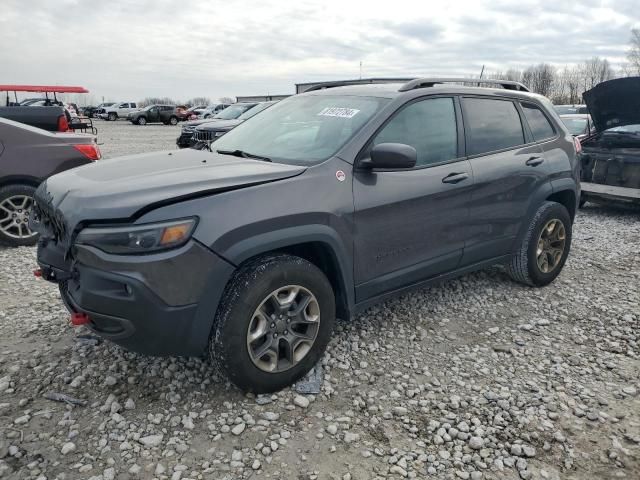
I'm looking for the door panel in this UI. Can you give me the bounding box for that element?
[353,160,472,301]
[459,97,549,265]
[462,144,547,264]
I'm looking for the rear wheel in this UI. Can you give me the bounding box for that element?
[137,117,147,125]
[169,116,178,125]
[507,201,572,287]
[210,254,335,393]
[108,112,117,121]
[0,184,38,247]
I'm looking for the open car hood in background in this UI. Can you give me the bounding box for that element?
[583,77,640,132]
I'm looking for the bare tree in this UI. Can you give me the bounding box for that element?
[219,96,235,104]
[139,97,177,107]
[627,28,640,75]
[186,97,211,107]
[580,57,614,91]
[521,64,555,97]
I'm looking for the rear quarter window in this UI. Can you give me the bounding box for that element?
[462,98,525,156]
[522,103,555,141]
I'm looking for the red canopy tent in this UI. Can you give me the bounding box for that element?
[0,85,90,105]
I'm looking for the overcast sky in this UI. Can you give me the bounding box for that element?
[1,0,637,103]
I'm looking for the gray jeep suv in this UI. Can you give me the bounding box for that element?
[32,78,580,392]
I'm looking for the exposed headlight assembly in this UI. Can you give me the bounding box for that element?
[75,218,197,254]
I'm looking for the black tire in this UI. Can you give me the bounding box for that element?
[578,196,587,209]
[108,112,117,121]
[169,116,178,126]
[137,117,147,125]
[507,201,572,287]
[0,184,39,247]
[210,254,335,393]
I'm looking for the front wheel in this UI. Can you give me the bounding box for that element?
[0,184,38,247]
[210,254,335,393]
[108,112,117,121]
[507,201,572,287]
[137,117,147,125]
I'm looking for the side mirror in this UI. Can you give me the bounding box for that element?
[361,143,417,170]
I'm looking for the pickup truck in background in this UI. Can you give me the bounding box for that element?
[0,106,70,132]
[99,102,139,121]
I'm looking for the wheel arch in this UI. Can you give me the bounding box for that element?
[218,226,355,321]
[0,176,41,190]
[546,188,577,221]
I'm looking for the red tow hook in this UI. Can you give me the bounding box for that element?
[70,313,91,326]
[33,268,43,278]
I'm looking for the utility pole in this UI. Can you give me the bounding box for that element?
[359,61,362,80]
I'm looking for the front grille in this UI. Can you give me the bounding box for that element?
[32,185,67,243]
[193,130,215,142]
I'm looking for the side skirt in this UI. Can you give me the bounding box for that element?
[351,254,512,317]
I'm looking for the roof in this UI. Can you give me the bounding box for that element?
[559,113,591,119]
[0,85,89,93]
[303,82,542,101]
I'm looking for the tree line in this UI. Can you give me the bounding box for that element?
[489,29,640,104]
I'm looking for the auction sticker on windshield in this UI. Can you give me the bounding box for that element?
[317,107,360,118]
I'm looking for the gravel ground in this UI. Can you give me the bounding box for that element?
[0,121,639,480]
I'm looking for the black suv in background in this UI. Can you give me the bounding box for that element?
[176,102,258,148]
[33,78,579,393]
[128,105,179,125]
[192,101,277,147]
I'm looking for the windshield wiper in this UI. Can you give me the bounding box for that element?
[216,149,272,162]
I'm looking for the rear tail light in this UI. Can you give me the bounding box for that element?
[57,114,69,132]
[74,143,101,161]
[573,136,582,154]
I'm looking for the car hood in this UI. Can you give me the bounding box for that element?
[583,77,640,132]
[33,149,306,243]
[196,119,242,131]
[184,118,214,128]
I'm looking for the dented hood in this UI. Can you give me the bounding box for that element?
[34,148,305,237]
[583,76,640,132]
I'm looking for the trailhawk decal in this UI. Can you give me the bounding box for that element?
[317,107,360,118]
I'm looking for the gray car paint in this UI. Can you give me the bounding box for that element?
[0,117,96,187]
[34,83,579,355]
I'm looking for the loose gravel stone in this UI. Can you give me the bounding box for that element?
[0,123,638,480]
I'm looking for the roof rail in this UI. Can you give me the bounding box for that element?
[303,78,416,93]
[398,78,530,92]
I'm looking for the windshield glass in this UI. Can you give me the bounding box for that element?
[214,104,254,120]
[561,117,588,135]
[237,102,274,120]
[607,124,640,134]
[555,105,587,115]
[213,95,389,164]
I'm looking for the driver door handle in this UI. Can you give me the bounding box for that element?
[526,156,545,167]
[442,172,469,184]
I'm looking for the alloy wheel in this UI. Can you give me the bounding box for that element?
[247,285,320,373]
[536,219,566,273]
[0,195,37,239]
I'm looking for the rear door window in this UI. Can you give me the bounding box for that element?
[522,103,555,141]
[462,98,525,156]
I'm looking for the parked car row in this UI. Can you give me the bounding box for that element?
[176,102,272,148]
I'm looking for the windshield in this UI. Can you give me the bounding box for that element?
[213,95,389,164]
[237,102,274,120]
[606,124,640,134]
[555,105,588,115]
[561,117,588,135]
[214,104,255,120]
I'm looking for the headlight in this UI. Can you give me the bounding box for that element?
[75,218,197,254]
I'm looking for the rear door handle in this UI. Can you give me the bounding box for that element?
[526,156,545,167]
[442,172,469,184]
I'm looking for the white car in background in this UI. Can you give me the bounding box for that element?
[99,102,140,121]
[199,103,231,118]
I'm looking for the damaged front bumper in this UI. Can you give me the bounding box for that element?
[36,238,235,356]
